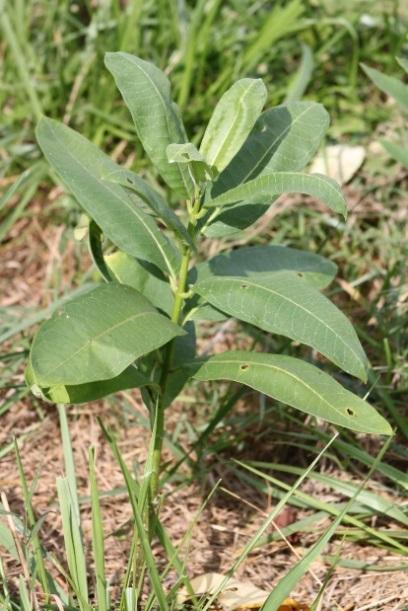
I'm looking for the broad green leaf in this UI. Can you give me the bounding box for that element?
[36,117,180,277]
[362,64,408,110]
[187,303,228,322]
[167,143,214,184]
[30,283,184,386]
[208,171,346,216]
[206,171,347,217]
[216,102,330,191]
[195,272,368,380]
[194,245,337,290]
[26,362,150,405]
[192,352,391,434]
[380,139,408,168]
[102,167,193,247]
[105,251,173,315]
[203,202,270,238]
[205,102,330,236]
[200,78,267,172]
[104,52,194,198]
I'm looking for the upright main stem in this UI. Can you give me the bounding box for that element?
[149,194,200,505]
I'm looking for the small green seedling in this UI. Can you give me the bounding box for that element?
[26,53,391,512]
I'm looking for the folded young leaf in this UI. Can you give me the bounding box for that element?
[362,64,408,110]
[195,272,368,381]
[102,168,194,247]
[200,78,267,172]
[167,143,214,184]
[192,352,391,435]
[88,221,115,283]
[194,245,337,290]
[105,251,173,315]
[206,102,329,237]
[26,362,150,405]
[36,117,180,277]
[105,52,194,198]
[30,283,184,386]
[205,172,347,217]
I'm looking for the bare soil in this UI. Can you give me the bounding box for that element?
[1,192,408,610]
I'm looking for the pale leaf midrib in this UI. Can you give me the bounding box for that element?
[199,276,364,372]
[209,171,342,208]
[120,55,191,196]
[37,310,164,379]
[210,80,261,170]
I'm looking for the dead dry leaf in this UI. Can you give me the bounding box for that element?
[310,144,366,184]
[178,572,310,610]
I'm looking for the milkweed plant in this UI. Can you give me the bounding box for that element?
[26,53,391,521]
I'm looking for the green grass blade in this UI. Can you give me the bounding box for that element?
[100,422,169,610]
[89,448,108,611]
[201,433,339,611]
[0,11,42,120]
[56,477,90,610]
[260,438,392,610]
[14,440,49,597]
[285,44,314,103]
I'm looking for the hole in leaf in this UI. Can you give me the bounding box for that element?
[240,363,249,371]
[240,283,249,289]
[346,408,355,416]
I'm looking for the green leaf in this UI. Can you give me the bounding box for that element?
[187,303,228,322]
[36,117,180,277]
[205,171,347,217]
[362,63,408,110]
[380,139,408,168]
[199,78,267,172]
[195,272,368,381]
[194,244,337,290]
[192,352,391,435]
[102,167,194,247]
[205,102,330,236]
[167,142,214,184]
[88,221,115,283]
[217,102,330,190]
[105,251,173,316]
[26,362,150,405]
[30,283,184,386]
[104,52,194,198]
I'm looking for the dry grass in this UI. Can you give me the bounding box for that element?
[1,191,408,610]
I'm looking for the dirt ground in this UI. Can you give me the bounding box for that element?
[1,197,408,610]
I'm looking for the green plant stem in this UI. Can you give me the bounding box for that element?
[149,197,200,505]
